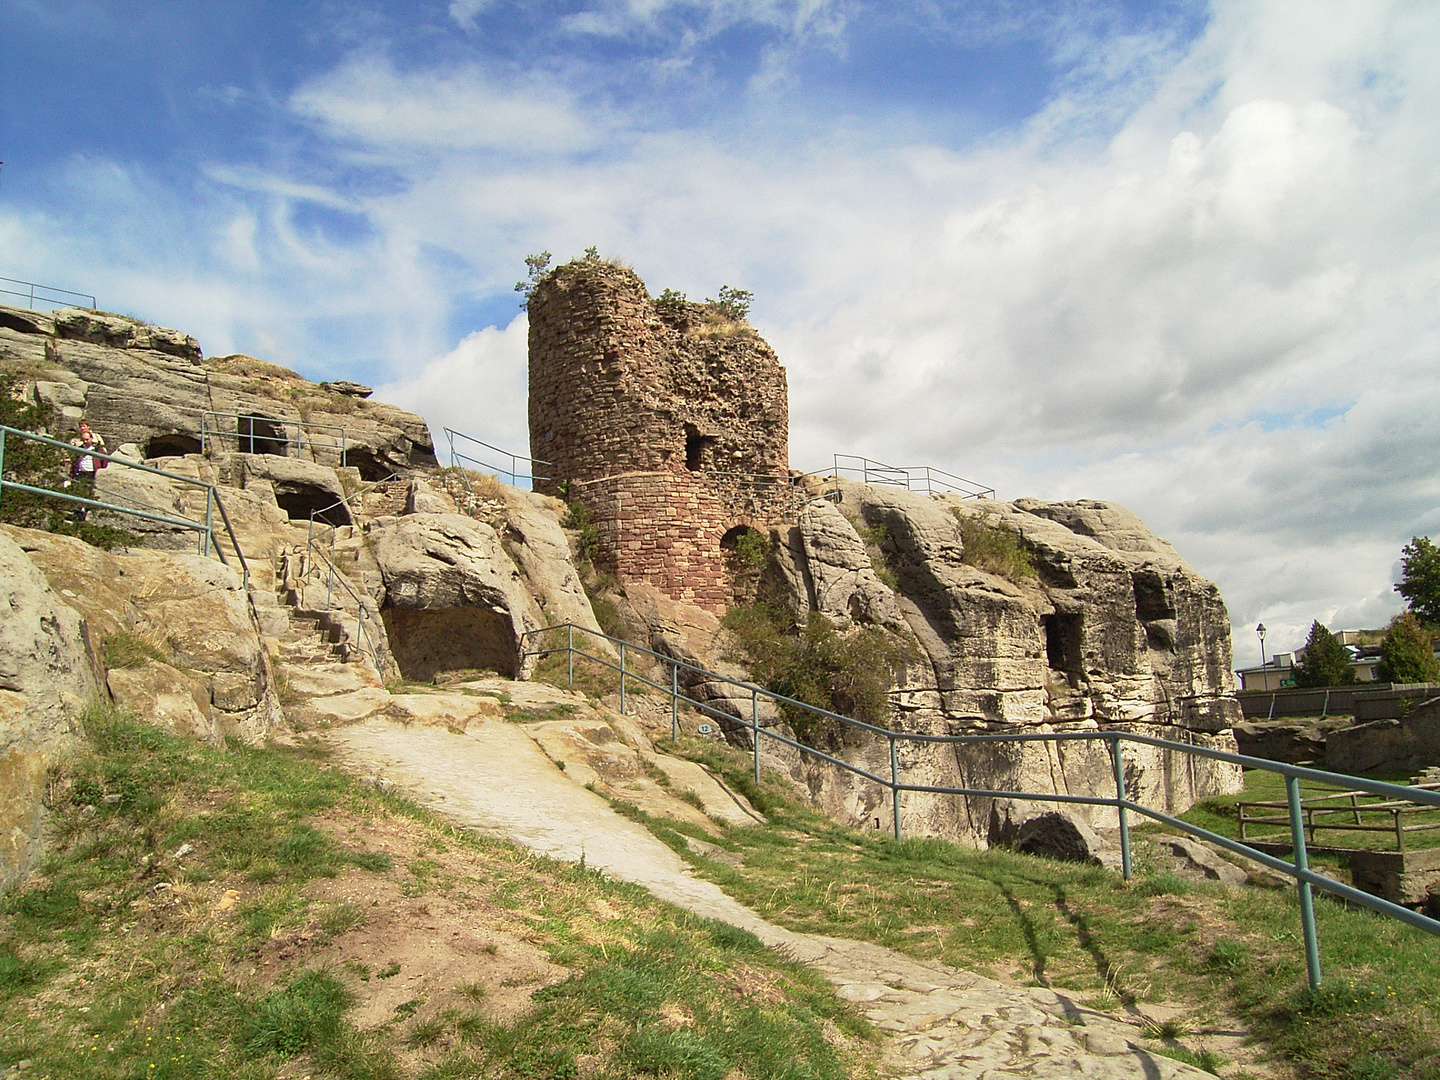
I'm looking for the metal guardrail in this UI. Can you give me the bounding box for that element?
[200,411,349,467]
[298,474,403,673]
[443,428,550,490]
[0,276,96,311]
[802,454,994,500]
[520,622,1440,990]
[0,424,250,589]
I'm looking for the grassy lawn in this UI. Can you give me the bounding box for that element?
[1177,769,1440,856]
[648,737,1440,1080]
[0,707,879,1080]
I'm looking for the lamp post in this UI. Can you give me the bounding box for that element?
[1257,623,1267,668]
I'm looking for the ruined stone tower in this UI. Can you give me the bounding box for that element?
[528,260,789,611]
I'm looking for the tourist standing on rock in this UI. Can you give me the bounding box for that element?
[65,420,107,520]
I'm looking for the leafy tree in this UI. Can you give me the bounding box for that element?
[1376,611,1440,684]
[1293,621,1357,687]
[706,285,752,321]
[1396,536,1440,626]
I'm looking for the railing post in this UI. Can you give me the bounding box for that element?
[0,429,7,510]
[619,643,627,714]
[890,735,901,840]
[752,689,761,786]
[567,625,574,686]
[1286,775,1323,990]
[1110,734,1132,880]
[671,660,679,743]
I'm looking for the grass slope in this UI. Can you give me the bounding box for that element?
[652,739,1440,1080]
[0,707,878,1080]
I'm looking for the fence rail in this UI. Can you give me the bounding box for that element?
[800,454,994,500]
[0,276,96,311]
[200,411,349,467]
[0,424,250,589]
[443,428,550,491]
[520,621,1440,990]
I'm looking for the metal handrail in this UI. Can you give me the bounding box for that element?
[803,454,995,499]
[520,621,1440,990]
[297,539,384,673]
[200,411,349,467]
[0,424,249,589]
[0,276,96,310]
[443,428,551,490]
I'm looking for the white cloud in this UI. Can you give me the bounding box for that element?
[9,0,1440,673]
[290,56,601,154]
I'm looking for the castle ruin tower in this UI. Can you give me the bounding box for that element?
[528,260,789,611]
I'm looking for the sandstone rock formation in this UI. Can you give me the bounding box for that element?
[744,482,1243,847]
[0,531,97,893]
[0,302,437,481]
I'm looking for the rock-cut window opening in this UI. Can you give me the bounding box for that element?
[238,414,287,456]
[1043,612,1084,675]
[684,424,715,472]
[144,433,202,459]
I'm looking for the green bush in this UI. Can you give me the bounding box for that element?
[1376,611,1440,683]
[564,500,601,566]
[952,510,1036,583]
[722,604,912,744]
[1294,621,1358,687]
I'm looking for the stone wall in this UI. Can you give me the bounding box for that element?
[528,260,788,490]
[527,260,790,611]
[575,470,763,612]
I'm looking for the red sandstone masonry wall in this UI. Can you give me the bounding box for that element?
[575,469,741,613]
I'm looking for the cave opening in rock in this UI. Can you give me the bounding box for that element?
[238,414,287,456]
[1043,613,1084,674]
[145,433,202,459]
[684,424,715,472]
[345,447,391,482]
[381,606,518,681]
[274,483,352,527]
[1132,571,1175,624]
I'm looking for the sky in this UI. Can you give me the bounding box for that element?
[2,0,1437,666]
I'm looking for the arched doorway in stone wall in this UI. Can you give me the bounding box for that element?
[721,523,768,607]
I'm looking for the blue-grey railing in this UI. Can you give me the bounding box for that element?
[0,424,250,589]
[443,428,550,490]
[807,454,994,499]
[0,276,96,310]
[200,411,349,467]
[298,474,403,672]
[521,621,1440,990]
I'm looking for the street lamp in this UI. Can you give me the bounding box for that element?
[1256,623,1267,667]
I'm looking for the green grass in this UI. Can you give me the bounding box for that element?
[1177,768,1440,854]
[659,737,1440,1080]
[0,705,879,1080]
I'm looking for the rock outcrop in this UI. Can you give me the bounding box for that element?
[748,482,1243,847]
[0,531,98,893]
[0,302,437,480]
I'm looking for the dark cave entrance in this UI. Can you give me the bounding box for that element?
[1043,613,1084,675]
[345,446,391,482]
[238,414,287,456]
[381,606,518,681]
[274,482,352,527]
[145,433,202,459]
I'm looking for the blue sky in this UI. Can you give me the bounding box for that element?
[4,0,1439,666]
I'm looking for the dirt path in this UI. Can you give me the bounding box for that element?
[325,709,1217,1080]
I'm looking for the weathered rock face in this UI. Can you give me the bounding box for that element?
[0,302,438,480]
[0,531,97,895]
[754,482,1243,846]
[1326,698,1440,775]
[2,525,284,747]
[368,513,550,681]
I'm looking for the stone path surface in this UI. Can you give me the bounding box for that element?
[325,708,1217,1079]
